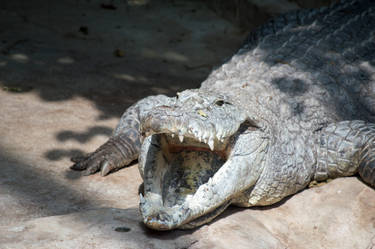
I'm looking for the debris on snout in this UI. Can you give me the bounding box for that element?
[197,110,207,117]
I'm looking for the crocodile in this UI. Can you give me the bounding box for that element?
[71,0,375,230]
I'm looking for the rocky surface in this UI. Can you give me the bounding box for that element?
[1,178,374,249]
[0,0,374,248]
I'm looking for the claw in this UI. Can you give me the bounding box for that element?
[69,134,139,176]
[100,161,111,176]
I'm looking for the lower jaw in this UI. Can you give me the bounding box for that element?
[141,134,230,229]
[179,200,232,229]
[141,199,231,230]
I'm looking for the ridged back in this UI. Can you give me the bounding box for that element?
[202,0,375,129]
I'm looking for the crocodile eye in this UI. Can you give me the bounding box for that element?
[215,100,231,106]
[215,100,224,106]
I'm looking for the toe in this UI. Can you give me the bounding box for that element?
[70,153,92,163]
[82,161,102,175]
[70,161,88,171]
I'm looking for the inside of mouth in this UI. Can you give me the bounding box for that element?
[149,133,228,208]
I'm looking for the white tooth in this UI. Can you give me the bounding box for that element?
[208,138,214,151]
[207,177,213,186]
[179,135,184,143]
[139,193,145,204]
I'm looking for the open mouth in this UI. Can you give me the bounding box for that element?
[139,131,233,230]
[137,93,252,230]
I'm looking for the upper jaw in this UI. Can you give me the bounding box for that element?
[138,99,251,230]
[141,105,246,150]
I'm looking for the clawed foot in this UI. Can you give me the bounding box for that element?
[70,140,129,176]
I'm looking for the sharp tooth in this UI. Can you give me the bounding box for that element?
[179,135,184,143]
[207,177,213,186]
[208,138,214,151]
[139,193,145,204]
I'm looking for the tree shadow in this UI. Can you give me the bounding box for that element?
[0,147,99,221]
[0,146,200,246]
[0,0,251,166]
[0,142,197,236]
[56,126,113,143]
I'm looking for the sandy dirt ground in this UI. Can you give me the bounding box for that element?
[0,1,375,248]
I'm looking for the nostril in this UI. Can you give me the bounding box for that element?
[197,110,208,118]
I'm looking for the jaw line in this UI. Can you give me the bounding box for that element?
[139,130,232,230]
[138,120,264,230]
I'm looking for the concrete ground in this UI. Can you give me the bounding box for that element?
[0,1,375,248]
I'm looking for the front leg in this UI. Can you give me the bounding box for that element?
[70,95,176,176]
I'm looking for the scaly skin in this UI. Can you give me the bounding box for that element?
[71,0,375,230]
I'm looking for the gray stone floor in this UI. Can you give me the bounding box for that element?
[0,1,374,248]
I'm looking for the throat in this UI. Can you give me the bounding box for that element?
[168,145,228,160]
[161,150,225,207]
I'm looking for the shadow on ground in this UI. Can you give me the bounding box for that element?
[0,144,200,239]
[0,146,97,222]
[0,0,252,162]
